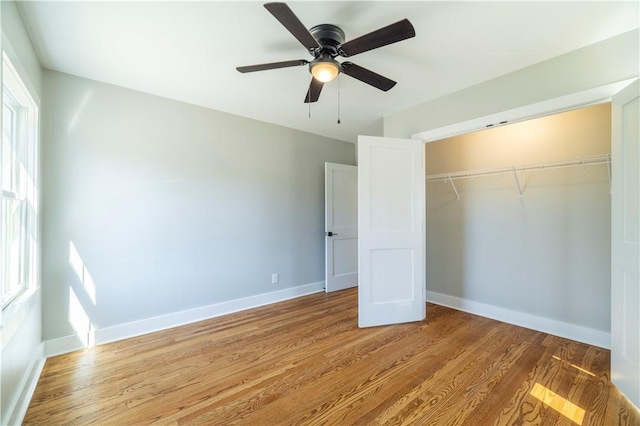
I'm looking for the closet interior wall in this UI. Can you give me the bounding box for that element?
[425,103,612,340]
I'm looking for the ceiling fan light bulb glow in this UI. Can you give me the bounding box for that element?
[311,61,340,82]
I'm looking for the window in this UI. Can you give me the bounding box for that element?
[1,52,39,308]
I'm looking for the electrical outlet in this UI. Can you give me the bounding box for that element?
[271,273,279,284]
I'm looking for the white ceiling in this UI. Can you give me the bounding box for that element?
[17,1,639,143]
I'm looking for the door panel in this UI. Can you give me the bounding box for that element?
[358,136,425,328]
[370,249,415,302]
[332,238,358,276]
[369,147,415,231]
[611,79,640,408]
[325,163,358,292]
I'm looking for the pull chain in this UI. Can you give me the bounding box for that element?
[337,73,341,124]
[308,74,312,118]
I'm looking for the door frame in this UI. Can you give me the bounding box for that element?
[610,80,640,407]
[324,162,358,293]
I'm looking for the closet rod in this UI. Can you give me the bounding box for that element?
[426,154,611,182]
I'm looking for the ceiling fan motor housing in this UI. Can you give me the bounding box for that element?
[309,24,345,56]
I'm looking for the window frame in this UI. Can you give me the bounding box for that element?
[1,51,39,310]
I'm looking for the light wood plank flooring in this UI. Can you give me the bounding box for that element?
[24,288,639,425]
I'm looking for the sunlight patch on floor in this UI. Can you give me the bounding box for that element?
[530,382,585,425]
[552,355,596,377]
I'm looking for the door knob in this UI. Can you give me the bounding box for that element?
[326,231,338,236]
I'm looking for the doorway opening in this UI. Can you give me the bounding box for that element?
[423,102,612,349]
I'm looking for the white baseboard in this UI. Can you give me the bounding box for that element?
[44,282,325,358]
[426,290,610,349]
[44,334,86,357]
[6,343,45,426]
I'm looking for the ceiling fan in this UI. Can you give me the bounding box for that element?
[236,2,416,103]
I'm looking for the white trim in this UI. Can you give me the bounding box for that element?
[1,32,41,106]
[44,281,325,358]
[43,334,85,358]
[1,50,41,314]
[412,78,637,143]
[4,343,45,426]
[426,290,610,349]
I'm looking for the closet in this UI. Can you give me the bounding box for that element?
[424,103,611,341]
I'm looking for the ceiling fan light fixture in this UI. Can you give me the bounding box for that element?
[310,59,340,83]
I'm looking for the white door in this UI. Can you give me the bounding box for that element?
[611,79,640,408]
[357,136,425,327]
[325,163,358,292]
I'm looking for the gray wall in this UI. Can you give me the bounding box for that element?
[41,70,355,341]
[1,1,43,424]
[427,171,611,331]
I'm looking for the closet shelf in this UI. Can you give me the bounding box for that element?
[425,154,611,200]
[426,154,611,182]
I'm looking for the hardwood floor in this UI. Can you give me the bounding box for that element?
[25,289,638,425]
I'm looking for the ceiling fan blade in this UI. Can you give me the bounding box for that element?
[264,2,321,51]
[341,62,396,91]
[236,59,309,73]
[304,78,324,103]
[339,19,415,57]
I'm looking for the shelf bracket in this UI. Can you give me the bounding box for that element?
[512,167,523,198]
[447,175,460,200]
